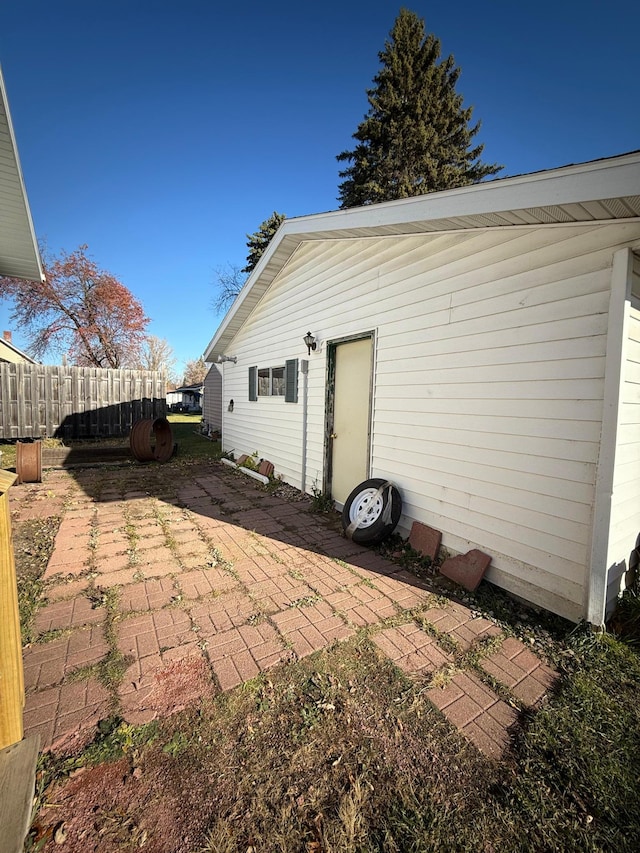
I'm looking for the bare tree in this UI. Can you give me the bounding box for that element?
[212,263,246,313]
[137,335,178,384]
[182,357,208,386]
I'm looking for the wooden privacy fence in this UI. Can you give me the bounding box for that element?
[0,363,166,440]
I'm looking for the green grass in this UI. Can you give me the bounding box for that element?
[1,413,221,472]
[166,413,222,461]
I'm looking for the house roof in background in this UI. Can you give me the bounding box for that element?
[168,383,204,393]
[0,65,44,281]
[203,150,640,362]
[0,336,36,363]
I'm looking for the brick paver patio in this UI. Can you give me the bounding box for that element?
[11,461,559,760]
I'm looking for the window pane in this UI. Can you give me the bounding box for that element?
[258,368,270,396]
[272,367,285,396]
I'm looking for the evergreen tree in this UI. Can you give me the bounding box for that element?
[336,8,501,208]
[242,212,286,274]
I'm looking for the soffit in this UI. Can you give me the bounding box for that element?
[0,68,43,281]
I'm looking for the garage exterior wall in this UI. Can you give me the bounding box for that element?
[203,365,223,433]
[219,221,640,621]
[604,252,640,616]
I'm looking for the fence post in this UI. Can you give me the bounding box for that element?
[0,470,24,749]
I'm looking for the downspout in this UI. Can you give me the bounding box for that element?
[300,359,309,493]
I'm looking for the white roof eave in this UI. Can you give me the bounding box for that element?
[203,150,640,362]
[0,65,44,282]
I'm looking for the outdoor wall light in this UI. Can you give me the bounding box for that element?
[303,332,317,355]
[228,399,234,412]
[217,354,237,364]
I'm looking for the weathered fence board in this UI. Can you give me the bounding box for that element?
[0,364,166,439]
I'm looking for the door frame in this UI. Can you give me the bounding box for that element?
[323,330,376,499]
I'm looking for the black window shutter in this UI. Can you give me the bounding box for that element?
[285,359,298,403]
[248,366,257,401]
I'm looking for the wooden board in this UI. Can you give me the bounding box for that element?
[0,735,40,853]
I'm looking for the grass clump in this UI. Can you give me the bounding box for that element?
[13,516,60,644]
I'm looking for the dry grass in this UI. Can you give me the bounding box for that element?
[28,627,640,853]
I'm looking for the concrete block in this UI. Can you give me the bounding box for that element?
[439,549,491,591]
[258,460,274,478]
[408,521,441,561]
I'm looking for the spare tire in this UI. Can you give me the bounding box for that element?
[342,478,402,545]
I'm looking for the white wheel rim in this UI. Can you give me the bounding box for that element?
[349,488,385,528]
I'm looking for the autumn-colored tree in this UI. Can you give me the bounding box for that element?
[0,244,149,367]
[182,357,207,386]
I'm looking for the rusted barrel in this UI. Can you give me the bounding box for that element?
[16,441,42,484]
[130,418,173,463]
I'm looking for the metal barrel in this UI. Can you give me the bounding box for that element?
[152,417,174,462]
[130,418,173,463]
[16,441,42,484]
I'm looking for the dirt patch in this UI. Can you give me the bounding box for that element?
[123,655,219,726]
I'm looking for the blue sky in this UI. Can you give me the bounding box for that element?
[1,0,638,377]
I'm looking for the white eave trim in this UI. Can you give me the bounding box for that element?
[0,65,44,282]
[203,151,640,362]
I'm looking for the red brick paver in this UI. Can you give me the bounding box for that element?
[207,622,288,690]
[23,626,109,692]
[177,567,238,600]
[23,678,112,754]
[480,636,558,707]
[421,602,502,651]
[190,591,257,635]
[427,671,518,760]
[117,609,194,659]
[248,574,318,613]
[119,645,215,726]
[16,463,560,761]
[118,578,178,613]
[326,583,397,627]
[272,601,354,659]
[372,624,453,675]
[33,596,105,634]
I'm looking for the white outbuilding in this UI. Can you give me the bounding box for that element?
[204,152,640,626]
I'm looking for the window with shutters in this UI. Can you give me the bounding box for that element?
[257,366,285,396]
[249,360,298,402]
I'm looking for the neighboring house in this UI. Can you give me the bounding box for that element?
[204,151,640,627]
[0,331,36,364]
[202,365,222,434]
[166,383,203,412]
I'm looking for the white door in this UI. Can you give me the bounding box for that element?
[329,336,373,506]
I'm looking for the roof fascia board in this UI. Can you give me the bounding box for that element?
[203,152,640,361]
[286,153,640,236]
[0,65,44,282]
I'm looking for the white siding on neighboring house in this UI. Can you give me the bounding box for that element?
[604,251,640,616]
[203,365,223,433]
[220,221,640,622]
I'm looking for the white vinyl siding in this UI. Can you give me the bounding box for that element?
[219,221,640,621]
[605,253,640,615]
[202,365,222,433]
